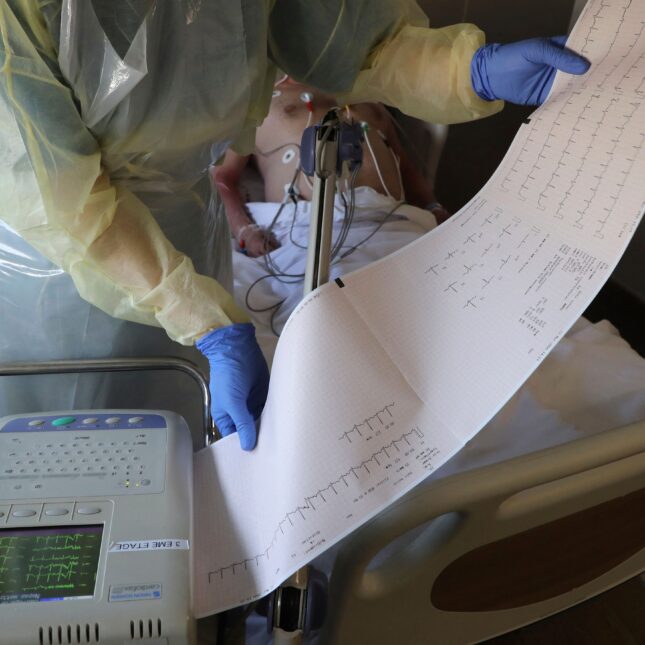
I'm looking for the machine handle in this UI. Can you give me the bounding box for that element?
[0,357,214,448]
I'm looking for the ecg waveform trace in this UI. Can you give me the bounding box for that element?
[425,196,556,325]
[495,0,645,244]
[338,403,396,443]
[579,0,645,93]
[500,95,643,233]
[0,529,101,601]
[208,425,425,582]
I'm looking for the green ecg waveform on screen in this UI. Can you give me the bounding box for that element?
[0,526,102,603]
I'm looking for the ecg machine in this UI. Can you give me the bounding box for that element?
[0,359,207,645]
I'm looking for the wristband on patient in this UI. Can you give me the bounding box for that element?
[237,223,261,253]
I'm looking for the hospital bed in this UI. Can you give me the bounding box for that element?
[319,417,645,643]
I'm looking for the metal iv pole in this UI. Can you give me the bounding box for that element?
[268,111,363,644]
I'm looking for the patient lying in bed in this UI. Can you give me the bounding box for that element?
[215,77,449,336]
[214,76,450,258]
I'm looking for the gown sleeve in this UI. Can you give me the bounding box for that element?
[0,2,248,346]
[268,0,503,124]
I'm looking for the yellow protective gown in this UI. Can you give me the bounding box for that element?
[0,0,501,424]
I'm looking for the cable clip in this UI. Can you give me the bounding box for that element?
[287,185,299,204]
[300,92,314,112]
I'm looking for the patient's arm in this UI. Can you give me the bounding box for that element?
[212,150,280,257]
[381,116,451,225]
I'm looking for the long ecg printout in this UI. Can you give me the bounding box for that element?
[194,0,645,616]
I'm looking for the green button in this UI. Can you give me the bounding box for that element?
[52,416,76,427]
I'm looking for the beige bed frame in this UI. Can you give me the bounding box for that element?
[319,419,645,644]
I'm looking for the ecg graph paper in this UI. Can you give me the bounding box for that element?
[193,0,645,616]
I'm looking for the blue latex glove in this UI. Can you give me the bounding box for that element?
[471,36,591,106]
[196,323,269,451]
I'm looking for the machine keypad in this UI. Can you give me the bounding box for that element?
[6,439,146,476]
[44,508,69,516]
[0,424,166,500]
[0,501,112,526]
[12,509,36,518]
[76,506,102,516]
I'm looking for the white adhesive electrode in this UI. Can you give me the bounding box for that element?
[282,148,297,164]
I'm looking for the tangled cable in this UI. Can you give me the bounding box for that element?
[244,110,404,336]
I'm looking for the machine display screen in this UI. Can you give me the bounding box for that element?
[0,525,102,603]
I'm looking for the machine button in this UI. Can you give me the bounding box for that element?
[12,509,37,518]
[128,416,144,424]
[105,417,121,425]
[83,417,99,425]
[76,506,102,516]
[28,419,45,427]
[45,508,69,517]
[139,479,151,486]
[52,416,76,427]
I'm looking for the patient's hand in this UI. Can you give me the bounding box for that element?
[238,224,281,257]
[426,201,452,225]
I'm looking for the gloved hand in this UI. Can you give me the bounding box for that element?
[196,323,269,450]
[471,36,591,106]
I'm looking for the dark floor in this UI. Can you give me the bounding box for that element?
[484,575,645,644]
[584,282,645,358]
